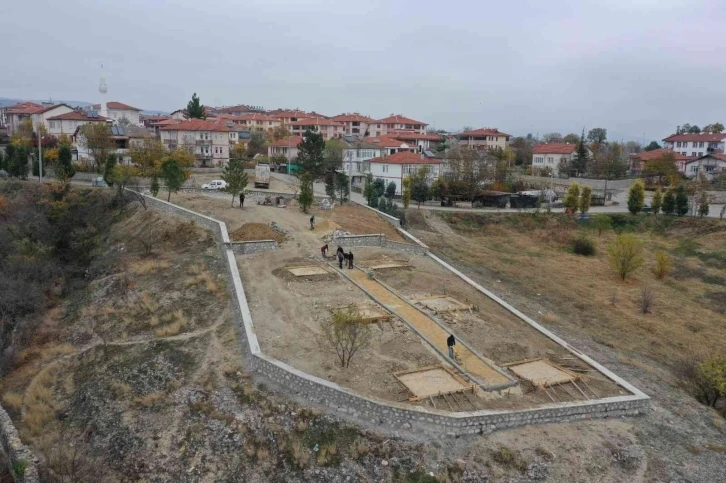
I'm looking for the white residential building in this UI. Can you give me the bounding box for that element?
[364,135,415,156]
[367,151,442,195]
[268,135,302,162]
[285,117,344,140]
[331,113,374,136]
[370,115,428,136]
[47,110,109,138]
[684,154,726,181]
[531,143,590,176]
[341,137,383,188]
[159,119,236,167]
[91,101,142,126]
[662,132,726,158]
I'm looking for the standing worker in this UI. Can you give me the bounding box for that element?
[321,244,329,258]
[337,248,345,269]
[310,215,315,230]
[347,250,354,269]
[447,334,456,359]
[239,192,245,209]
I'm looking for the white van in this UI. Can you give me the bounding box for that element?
[202,180,227,190]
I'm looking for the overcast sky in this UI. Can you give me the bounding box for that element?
[2,0,724,142]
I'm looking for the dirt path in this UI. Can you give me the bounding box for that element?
[341,266,511,388]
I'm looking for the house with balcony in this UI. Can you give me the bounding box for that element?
[268,135,303,164]
[388,130,442,152]
[159,119,236,167]
[5,102,45,135]
[340,136,383,189]
[367,151,442,195]
[662,132,726,158]
[531,143,590,176]
[364,135,415,155]
[370,115,428,136]
[331,113,374,136]
[683,154,726,181]
[226,113,282,132]
[267,109,311,124]
[629,148,694,175]
[458,128,511,151]
[48,110,109,139]
[285,117,344,140]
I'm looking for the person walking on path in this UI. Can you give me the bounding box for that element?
[239,192,245,208]
[347,251,354,269]
[447,334,456,359]
[321,244,329,258]
[310,215,315,230]
[337,248,345,269]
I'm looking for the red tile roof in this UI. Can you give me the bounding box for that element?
[375,114,427,126]
[140,114,170,121]
[331,113,374,123]
[662,132,726,142]
[47,111,108,121]
[633,148,693,162]
[267,109,311,118]
[7,102,45,114]
[91,101,142,111]
[364,136,410,148]
[152,118,182,127]
[215,104,258,114]
[388,130,441,141]
[269,136,303,148]
[459,128,511,138]
[41,103,72,113]
[227,113,282,122]
[286,117,343,127]
[532,143,578,155]
[686,153,726,164]
[159,119,232,132]
[368,151,441,165]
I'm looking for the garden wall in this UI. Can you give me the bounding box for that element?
[0,407,39,483]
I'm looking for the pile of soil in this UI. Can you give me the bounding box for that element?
[315,219,340,233]
[230,223,285,243]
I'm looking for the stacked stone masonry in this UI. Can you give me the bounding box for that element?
[333,234,428,255]
[228,240,278,254]
[130,190,650,437]
[0,407,40,483]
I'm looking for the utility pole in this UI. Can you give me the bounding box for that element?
[36,121,43,183]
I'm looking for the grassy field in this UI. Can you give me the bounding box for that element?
[408,210,726,380]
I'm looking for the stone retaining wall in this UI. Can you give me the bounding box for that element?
[382,239,428,256]
[333,234,428,255]
[228,240,278,254]
[0,407,39,483]
[131,190,650,438]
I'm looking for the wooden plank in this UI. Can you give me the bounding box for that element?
[462,390,478,409]
[392,364,446,377]
[581,379,599,399]
[408,386,474,403]
[441,393,455,411]
[502,357,544,367]
[429,396,437,409]
[543,386,556,403]
[572,380,590,400]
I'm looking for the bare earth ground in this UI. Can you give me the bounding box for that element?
[407,208,726,482]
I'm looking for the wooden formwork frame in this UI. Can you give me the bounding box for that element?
[357,258,411,270]
[506,357,600,402]
[284,264,335,276]
[392,365,476,403]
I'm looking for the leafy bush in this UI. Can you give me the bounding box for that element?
[679,354,726,409]
[572,235,595,256]
[608,234,644,280]
[653,251,672,280]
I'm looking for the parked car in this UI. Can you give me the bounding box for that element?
[91,177,107,187]
[202,180,227,190]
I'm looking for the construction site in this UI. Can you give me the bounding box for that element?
[168,192,637,414]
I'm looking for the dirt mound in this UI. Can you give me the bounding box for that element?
[315,219,340,233]
[230,223,285,242]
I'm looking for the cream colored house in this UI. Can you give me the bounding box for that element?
[331,113,374,136]
[285,117,344,140]
[91,101,142,126]
[47,110,109,138]
[458,128,511,150]
[370,114,428,136]
[159,119,236,167]
[531,143,589,176]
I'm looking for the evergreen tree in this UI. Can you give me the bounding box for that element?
[363,173,374,206]
[662,188,676,215]
[385,181,396,198]
[402,177,412,208]
[644,141,661,152]
[324,172,336,201]
[161,158,186,201]
[103,153,117,187]
[651,187,663,215]
[698,191,709,218]
[580,185,592,214]
[298,172,314,213]
[412,180,430,207]
[186,93,205,119]
[569,129,590,176]
[8,145,29,179]
[627,180,645,214]
[221,157,249,206]
[55,144,76,185]
[372,178,386,199]
[334,172,350,203]
[563,182,580,213]
[150,175,160,197]
[675,184,689,216]
[296,130,326,180]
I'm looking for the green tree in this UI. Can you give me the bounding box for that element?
[222,157,249,206]
[296,130,326,180]
[323,138,345,173]
[703,123,725,134]
[412,180,430,207]
[662,188,676,215]
[103,153,117,187]
[698,191,709,218]
[335,172,350,203]
[587,127,607,145]
[150,175,160,197]
[580,185,592,214]
[324,172,336,201]
[56,144,76,184]
[320,308,372,368]
[298,172,313,213]
[627,180,645,215]
[0,150,5,171]
[642,152,677,186]
[563,182,580,213]
[385,181,396,198]
[608,234,644,280]
[675,184,689,216]
[590,214,612,236]
[79,123,114,172]
[402,177,411,208]
[363,173,375,205]
[7,144,29,179]
[109,164,138,199]
[186,93,205,119]
[160,158,186,201]
[651,187,663,215]
[247,132,267,158]
[563,133,580,144]
[569,130,590,176]
[644,141,661,152]
[372,178,386,199]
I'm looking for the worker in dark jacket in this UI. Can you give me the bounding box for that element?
[310,215,315,230]
[347,251,354,269]
[447,334,456,359]
[239,192,245,208]
[321,244,329,258]
[337,248,345,269]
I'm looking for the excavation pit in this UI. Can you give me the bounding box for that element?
[394,365,474,401]
[286,265,334,277]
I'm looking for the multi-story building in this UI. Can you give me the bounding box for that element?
[140,114,170,130]
[388,131,442,152]
[370,115,428,136]
[267,135,303,162]
[367,151,442,195]
[91,101,142,126]
[5,102,45,135]
[226,113,282,132]
[159,119,237,167]
[458,128,511,150]
[629,148,694,175]
[331,113,374,136]
[364,135,415,155]
[267,109,310,124]
[340,136,383,189]
[47,110,109,138]
[531,143,590,176]
[662,132,726,158]
[215,104,264,116]
[683,154,726,180]
[285,117,344,140]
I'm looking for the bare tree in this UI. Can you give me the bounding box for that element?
[640,287,654,314]
[320,308,372,368]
